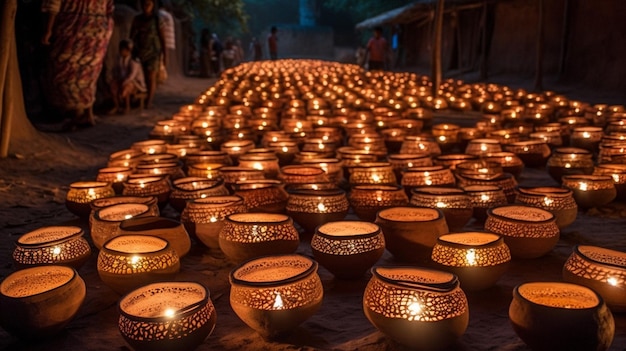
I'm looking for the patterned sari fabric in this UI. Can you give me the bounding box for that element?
[43,0,114,110]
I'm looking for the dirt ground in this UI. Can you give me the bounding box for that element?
[0,72,625,351]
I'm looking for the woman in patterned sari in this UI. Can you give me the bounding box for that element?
[41,0,114,129]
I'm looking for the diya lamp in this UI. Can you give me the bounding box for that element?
[267,140,299,166]
[348,133,386,152]
[561,174,617,209]
[571,126,604,152]
[487,129,521,145]
[97,235,180,295]
[90,203,153,250]
[135,161,185,180]
[503,140,551,168]
[563,245,626,312]
[348,162,397,186]
[220,139,255,164]
[0,266,86,339]
[311,221,385,279]
[433,153,478,171]
[464,138,502,157]
[138,153,179,166]
[380,128,408,153]
[118,281,217,351]
[400,165,456,195]
[233,179,289,213]
[431,232,511,291]
[218,166,265,190]
[482,152,524,179]
[484,205,559,259]
[403,108,433,130]
[89,195,159,228]
[286,188,349,236]
[122,175,172,210]
[432,123,461,151]
[509,281,614,351]
[186,162,224,179]
[522,102,554,124]
[219,213,300,263]
[278,165,330,188]
[108,149,145,170]
[238,153,280,179]
[301,137,337,154]
[363,266,469,351]
[546,147,594,183]
[166,143,201,159]
[184,150,233,168]
[454,160,504,181]
[388,118,424,135]
[348,184,409,221]
[261,131,292,147]
[399,135,442,158]
[594,164,626,200]
[597,144,626,164]
[462,185,508,222]
[229,254,323,340]
[387,153,433,181]
[96,166,133,194]
[131,139,168,155]
[410,187,473,232]
[66,181,115,218]
[13,226,91,269]
[501,106,524,124]
[149,120,186,143]
[457,127,484,150]
[515,187,578,229]
[375,207,449,263]
[180,195,247,249]
[169,177,230,213]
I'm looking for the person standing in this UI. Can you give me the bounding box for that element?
[41,0,114,129]
[130,0,166,109]
[108,39,147,115]
[365,26,388,71]
[267,26,278,60]
[158,3,176,74]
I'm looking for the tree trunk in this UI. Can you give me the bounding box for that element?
[0,0,38,158]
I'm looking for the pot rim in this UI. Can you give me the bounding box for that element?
[371,266,459,292]
[226,212,291,225]
[513,281,603,311]
[436,232,504,249]
[0,265,78,299]
[376,206,445,223]
[487,204,555,224]
[94,203,151,223]
[574,245,626,270]
[315,221,382,240]
[102,234,172,255]
[16,226,84,248]
[229,254,318,287]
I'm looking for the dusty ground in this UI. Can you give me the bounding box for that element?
[0,72,625,351]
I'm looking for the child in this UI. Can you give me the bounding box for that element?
[109,39,147,114]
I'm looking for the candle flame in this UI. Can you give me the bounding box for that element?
[579,182,588,191]
[164,308,176,318]
[273,292,284,309]
[582,131,591,139]
[116,174,125,182]
[252,162,264,171]
[317,203,327,212]
[466,249,477,266]
[607,277,619,287]
[210,216,218,223]
[564,163,572,169]
[371,174,381,182]
[148,148,156,154]
[436,201,447,208]
[543,197,554,206]
[612,174,620,183]
[52,246,61,256]
[407,300,422,317]
[480,194,490,201]
[282,146,289,153]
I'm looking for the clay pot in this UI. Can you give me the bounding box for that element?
[0,266,86,338]
[348,184,409,222]
[13,226,91,269]
[562,175,617,209]
[229,254,323,339]
[97,235,180,295]
[91,203,154,250]
[286,188,349,236]
[462,185,508,223]
[363,266,469,351]
[311,221,385,279]
[509,282,614,351]
[122,176,172,210]
[118,281,217,351]
[375,207,449,263]
[484,205,559,259]
[219,213,300,263]
[546,147,594,183]
[431,232,511,291]
[504,140,551,168]
[233,180,289,213]
[66,181,115,218]
[169,177,230,213]
[515,187,577,229]
[409,187,473,232]
[563,245,626,312]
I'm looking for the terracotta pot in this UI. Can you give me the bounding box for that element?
[312,221,385,279]
[169,177,230,213]
[563,245,626,312]
[233,180,289,213]
[219,213,300,263]
[409,187,473,232]
[0,266,86,338]
[229,254,323,339]
[462,185,508,223]
[122,176,172,210]
[97,235,180,295]
[515,186,577,229]
[363,266,469,351]
[562,175,617,209]
[484,205,559,259]
[509,282,614,351]
[118,281,217,351]
[286,188,349,236]
[546,147,594,183]
[348,184,409,222]
[431,232,511,291]
[13,226,91,269]
[375,207,449,263]
[66,181,115,218]
[91,203,154,250]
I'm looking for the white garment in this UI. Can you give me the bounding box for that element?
[159,9,176,50]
